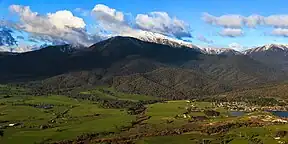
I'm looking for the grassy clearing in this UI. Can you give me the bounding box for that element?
[137,133,222,144]
[225,124,288,144]
[144,101,232,127]
[81,87,158,101]
[0,94,136,144]
[1,85,288,144]
[145,101,187,125]
[136,124,288,144]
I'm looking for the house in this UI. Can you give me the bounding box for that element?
[274,137,280,140]
[8,123,20,127]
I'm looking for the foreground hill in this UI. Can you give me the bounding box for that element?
[112,67,228,99]
[225,82,288,99]
[0,36,287,99]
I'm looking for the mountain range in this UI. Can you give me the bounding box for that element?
[0,36,287,99]
[126,33,288,72]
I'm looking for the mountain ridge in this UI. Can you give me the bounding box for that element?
[0,36,286,99]
[2,31,288,56]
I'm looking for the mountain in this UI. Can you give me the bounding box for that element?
[0,36,287,99]
[120,31,203,51]
[201,47,242,55]
[0,51,17,56]
[136,35,288,73]
[120,31,242,55]
[244,44,288,72]
[244,44,288,54]
[0,36,201,83]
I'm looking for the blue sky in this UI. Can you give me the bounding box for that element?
[1,0,288,52]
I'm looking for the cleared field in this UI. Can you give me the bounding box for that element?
[0,94,136,144]
[81,87,158,101]
[137,133,222,144]
[1,85,288,144]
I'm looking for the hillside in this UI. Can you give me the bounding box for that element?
[245,44,288,72]
[225,83,288,99]
[0,36,287,99]
[0,37,201,82]
[112,67,228,99]
[183,54,287,86]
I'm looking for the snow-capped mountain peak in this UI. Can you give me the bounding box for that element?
[200,47,242,55]
[118,30,243,55]
[119,30,202,51]
[264,44,288,50]
[244,44,288,54]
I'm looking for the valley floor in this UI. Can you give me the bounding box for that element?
[0,85,288,144]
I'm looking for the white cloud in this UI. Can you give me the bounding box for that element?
[244,15,263,28]
[264,15,288,28]
[92,4,125,22]
[202,13,246,37]
[202,13,264,28]
[91,4,192,39]
[271,28,288,37]
[0,46,10,52]
[219,28,243,37]
[47,10,86,29]
[203,13,288,37]
[135,12,191,38]
[229,42,245,51]
[91,4,133,34]
[202,13,244,28]
[4,4,195,50]
[8,5,103,47]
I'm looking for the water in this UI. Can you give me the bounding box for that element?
[229,111,245,116]
[270,111,288,118]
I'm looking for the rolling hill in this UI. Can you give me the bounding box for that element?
[0,36,287,99]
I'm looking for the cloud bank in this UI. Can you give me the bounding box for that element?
[229,42,245,51]
[1,4,197,52]
[219,28,243,37]
[91,4,193,40]
[202,12,288,37]
[7,3,288,52]
[135,12,192,38]
[7,5,104,47]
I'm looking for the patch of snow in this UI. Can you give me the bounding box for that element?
[244,44,288,54]
[201,47,242,55]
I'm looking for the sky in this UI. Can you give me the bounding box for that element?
[1,0,288,52]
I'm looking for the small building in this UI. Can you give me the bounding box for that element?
[8,123,20,127]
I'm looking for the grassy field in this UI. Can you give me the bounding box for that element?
[137,133,222,144]
[80,87,158,101]
[1,85,288,144]
[135,124,288,144]
[0,93,136,143]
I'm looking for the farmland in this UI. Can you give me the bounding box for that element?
[0,85,288,144]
